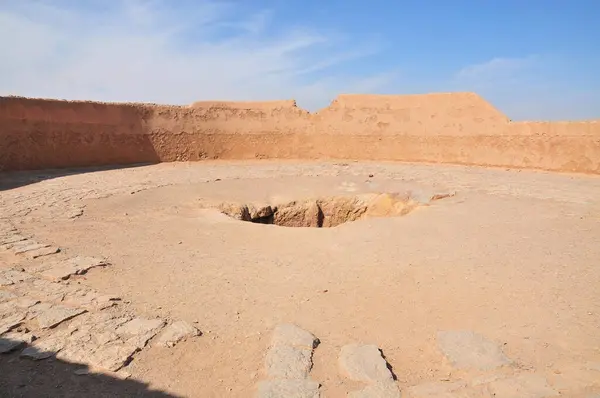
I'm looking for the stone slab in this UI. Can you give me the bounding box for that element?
[349,381,402,398]
[0,269,34,286]
[487,374,559,398]
[39,256,109,281]
[116,317,165,336]
[0,331,35,353]
[26,246,60,259]
[0,290,17,303]
[0,234,29,245]
[116,317,165,349]
[265,345,314,379]
[153,320,200,347]
[257,379,320,398]
[271,324,319,349]
[21,330,72,360]
[87,341,139,371]
[31,303,86,329]
[0,312,26,335]
[339,344,394,383]
[437,331,512,371]
[14,243,51,254]
[405,380,469,398]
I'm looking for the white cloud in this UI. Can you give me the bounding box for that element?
[0,0,395,110]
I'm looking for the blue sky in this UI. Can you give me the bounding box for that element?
[1,0,599,120]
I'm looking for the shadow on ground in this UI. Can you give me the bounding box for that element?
[0,163,156,192]
[0,337,180,398]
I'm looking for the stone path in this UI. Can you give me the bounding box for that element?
[0,222,200,376]
[253,324,599,397]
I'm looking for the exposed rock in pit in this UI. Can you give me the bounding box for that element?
[209,193,424,228]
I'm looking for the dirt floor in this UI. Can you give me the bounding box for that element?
[1,161,599,397]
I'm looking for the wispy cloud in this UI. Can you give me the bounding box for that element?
[453,56,540,90]
[451,55,600,121]
[0,0,395,110]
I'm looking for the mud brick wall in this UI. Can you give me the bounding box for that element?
[1,93,599,173]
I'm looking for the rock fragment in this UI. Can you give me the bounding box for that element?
[0,290,17,303]
[116,317,165,349]
[437,330,512,371]
[26,246,60,259]
[30,303,86,329]
[0,312,26,334]
[349,381,401,398]
[86,341,139,371]
[266,345,314,379]
[0,269,34,286]
[257,379,320,398]
[274,201,321,228]
[0,234,29,245]
[37,256,109,281]
[259,324,320,397]
[153,320,200,347]
[405,380,468,398]
[21,329,72,360]
[339,344,394,383]
[272,324,319,349]
[13,242,51,254]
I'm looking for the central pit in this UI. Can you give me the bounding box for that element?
[212,193,423,228]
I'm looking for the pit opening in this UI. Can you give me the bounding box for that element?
[211,193,427,228]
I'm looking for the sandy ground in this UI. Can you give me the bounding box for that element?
[1,161,599,397]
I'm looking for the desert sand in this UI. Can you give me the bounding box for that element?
[1,160,599,397]
[1,91,599,397]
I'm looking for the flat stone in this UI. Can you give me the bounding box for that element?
[265,345,314,379]
[62,289,120,310]
[116,317,165,336]
[271,324,319,349]
[0,312,26,334]
[0,331,35,353]
[31,303,86,329]
[39,256,109,281]
[13,242,51,254]
[91,294,120,310]
[405,380,469,398]
[14,297,41,309]
[87,341,139,371]
[257,379,320,398]
[26,246,60,259]
[12,278,69,302]
[487,374,559,398]
[437,331,512,371]
[0,301,16,318]
[153,320,200,347]
[0,290,17,303]
[56,341,97,364]
[116,317,165,348]
[21,330,71,360]
[339,344,394,383]
[0,269,34,286]
[349,381,401,398]
[0,234,29,245]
